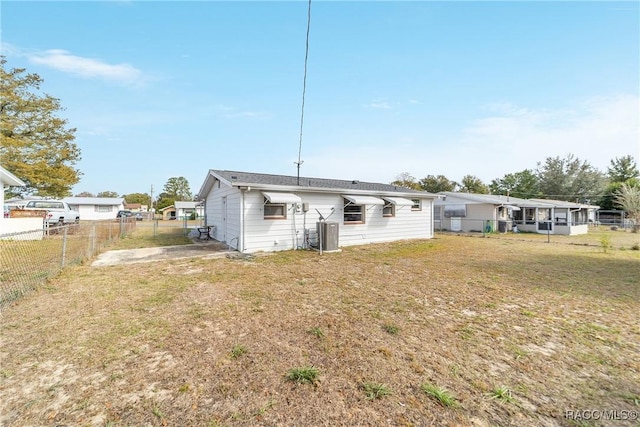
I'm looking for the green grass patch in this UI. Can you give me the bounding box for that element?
[383,324,399,335]
[307,327,324,338]
[285,366,319,385]
[230,344,247,359]
[421,382,458,407]
[362,382,392,400]
[489,385,515,403]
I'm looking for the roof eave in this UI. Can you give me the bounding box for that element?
[230,183,435,198]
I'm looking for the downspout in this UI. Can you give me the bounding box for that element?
[292,203,297,250]
[240,188,246,253]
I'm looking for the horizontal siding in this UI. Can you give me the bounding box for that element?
[204,183,241,249]
[242,191,314,252]
[242,191,433,253]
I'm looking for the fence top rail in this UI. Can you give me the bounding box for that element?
[0,229,45,239]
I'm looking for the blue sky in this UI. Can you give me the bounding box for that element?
[2,1,639,197]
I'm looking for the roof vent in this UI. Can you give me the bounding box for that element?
[231,175,238,180]
[352,180,359,184]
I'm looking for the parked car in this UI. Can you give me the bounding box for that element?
[135,212,143,221]
[116,210,133,218]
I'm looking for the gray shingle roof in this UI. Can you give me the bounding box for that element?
[211,170,426,194]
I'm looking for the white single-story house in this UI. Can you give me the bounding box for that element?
[196,169,437,253]
[63,197,125,221]
[161,201,204,220]
[435,192,598,235]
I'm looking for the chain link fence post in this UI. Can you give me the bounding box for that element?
[61,226,68,267]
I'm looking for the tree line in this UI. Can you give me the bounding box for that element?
[392,153,639,211]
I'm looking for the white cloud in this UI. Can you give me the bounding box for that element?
[458,94,639,178]
[213,105,269,119]
[365,99,393,109]
[300,94,639,185]
[27,49,143,84]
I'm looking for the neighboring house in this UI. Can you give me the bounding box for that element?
[161,201,204,221]
[175,201,203,220]
[435,192,526,233]
[1,167,26,210]
[123,203,148,212]
[63,197,125,220]
[1,166,30,235]
[124,203,150,220]
[524,199,599,235]
[160,204,177,220]
[196,169,437,253]
[1,166,25,206]
[435,192,598,235]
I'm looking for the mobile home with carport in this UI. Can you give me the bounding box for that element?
[196,170,437,253]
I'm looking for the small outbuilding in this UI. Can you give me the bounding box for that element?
[196,169,437,253]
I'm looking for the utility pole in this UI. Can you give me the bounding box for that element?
[150,185,154,219]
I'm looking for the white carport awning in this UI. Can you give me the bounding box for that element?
[505,205,521,211]
[262,192,301,204]
[343,195,385,205]
[383,197,415,206]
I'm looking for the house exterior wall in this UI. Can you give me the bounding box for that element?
[69,203,124,220]
[203,183,433,253]
[176,206,204,220]
[203,182,242,249]
[464,204,498,232]
[437,203,498,232]
[338,195,432,247]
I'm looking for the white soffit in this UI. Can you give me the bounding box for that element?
[343,195,385,205]
[383,197,415,206]
[262,192,302,204]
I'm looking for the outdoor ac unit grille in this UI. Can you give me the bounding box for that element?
[316,221,339,251]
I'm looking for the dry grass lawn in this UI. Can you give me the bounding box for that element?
[1,229,639,426]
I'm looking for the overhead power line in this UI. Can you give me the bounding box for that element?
[296,0,312,186]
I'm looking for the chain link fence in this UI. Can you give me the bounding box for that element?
[0,219,136,311]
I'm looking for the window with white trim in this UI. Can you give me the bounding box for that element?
[411,199,421,211]
[344,199,364,224]
[95,205,112,212]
